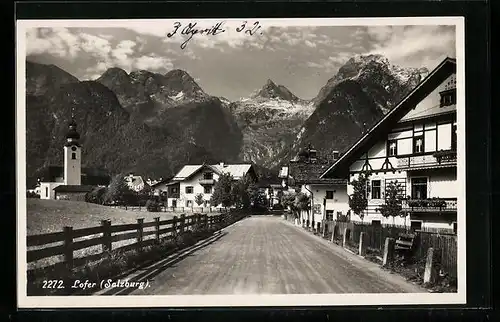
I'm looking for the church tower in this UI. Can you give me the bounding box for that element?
[63,119,82,185]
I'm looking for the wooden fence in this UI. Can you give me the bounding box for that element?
[109,205,230,213]
[27,211,244,274]
[305,219,458,278]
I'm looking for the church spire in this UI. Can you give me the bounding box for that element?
[65,109,81,147]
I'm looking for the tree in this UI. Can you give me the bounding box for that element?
[104,174,135,205]
[210,173,234,208]
[86,186,107,204]
[281,191,298,218]
[249,184,268,211]
[231,175,252,209]
[194,193,204,206]
[376,180,404,224]
[295,192,311,224]
[349,172,369,221]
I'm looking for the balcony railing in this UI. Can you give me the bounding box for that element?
[401,198,457,213]
[396,150,457,169]
[199,179,215,185]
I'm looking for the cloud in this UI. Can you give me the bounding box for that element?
[366,25,456,69]
[134,54,173,71]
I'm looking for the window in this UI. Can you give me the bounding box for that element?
[411,177,428,199]
[411,221,422,231]
[185,186,193,194]
[326,210,334,221]
[71,152,76,160]
[171,187,178,193]
[326,191,334,199]
[186,200,193,207]
[45,187,48,197]
[413,136,424,154]
[371,220,381,226]
[203,172,213,180]
[371,180,381,199]
[204,186,212,194]
[452,125,458,148]
[388,140,398,156]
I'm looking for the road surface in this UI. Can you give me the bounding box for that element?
[129,215,424,295]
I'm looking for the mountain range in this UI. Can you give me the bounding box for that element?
[25,54,428,186]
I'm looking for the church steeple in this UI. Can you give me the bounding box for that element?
[63,113,82,185]
[65,119,81,147]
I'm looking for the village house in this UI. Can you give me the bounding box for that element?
[151,162,258,209]
[37,120,110,201]
[320,57,458,232]
[283,145,348,230]
[124,173,147,192]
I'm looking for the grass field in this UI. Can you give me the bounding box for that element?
[26,199,181,235]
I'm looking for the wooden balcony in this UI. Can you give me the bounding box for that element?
[199,179,215,185]
[401,198,457,213]
[396,150,457,169]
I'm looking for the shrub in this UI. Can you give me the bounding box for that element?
[145,199,161,212]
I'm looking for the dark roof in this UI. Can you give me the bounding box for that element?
[320,57,457,179]
[38,166,111,186]
[288,160,345,185]
[150,177,174,188]
[53,185,95,193]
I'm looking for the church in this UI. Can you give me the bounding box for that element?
[37,119,111,201]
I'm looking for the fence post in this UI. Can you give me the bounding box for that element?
[383,237,395,266]
[172,215,178,237]
[342,228,351,248]
[154,217,160,243]
[137,218,144,252]
[179,214,186,234]
[101,220,112,253]
[424,247,442,284]
[331,224,338,243]
[63,226,74,272]
[322,221,327,238]
[203,214,208,231]
[359,232,367,257]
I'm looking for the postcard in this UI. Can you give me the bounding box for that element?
[16,16,466,308]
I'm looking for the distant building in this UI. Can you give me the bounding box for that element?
[321,57,458,231]
[283,145,348,229]
[37,120,110,201]
[152,162,257,209]
[124,173,147,192]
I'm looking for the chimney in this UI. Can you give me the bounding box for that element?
[332,150,340,161]
[219,162,225,167]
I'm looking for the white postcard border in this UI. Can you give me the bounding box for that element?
[16,16,466,308]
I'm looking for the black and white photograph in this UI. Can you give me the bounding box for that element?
[16,17,466,307]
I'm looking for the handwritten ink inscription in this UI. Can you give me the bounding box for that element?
[166,21,263,49]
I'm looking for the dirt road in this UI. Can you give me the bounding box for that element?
[129,215,425,295]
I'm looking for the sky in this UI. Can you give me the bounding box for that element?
[24,20,457,101]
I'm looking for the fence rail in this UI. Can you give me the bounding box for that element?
[310,219,457,278]
[108,205,231,213]
[27,211,243,273]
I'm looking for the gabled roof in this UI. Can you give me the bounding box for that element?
[320,57,457,178]
[172,163,254,181]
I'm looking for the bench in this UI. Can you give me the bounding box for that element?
[395,232,417,252]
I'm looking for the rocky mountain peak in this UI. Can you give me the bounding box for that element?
[253,79,299,102]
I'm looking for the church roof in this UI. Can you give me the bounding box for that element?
[53,185,95,193]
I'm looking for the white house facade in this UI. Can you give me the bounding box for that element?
[321,57,458,232]
[152,163,257,209]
